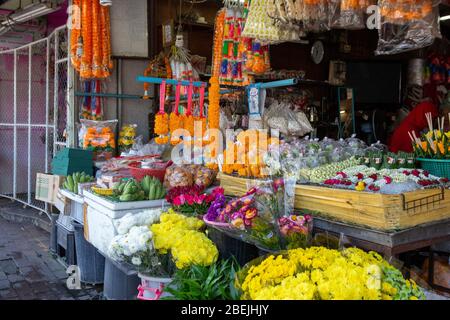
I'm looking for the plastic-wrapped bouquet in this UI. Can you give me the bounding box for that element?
[279,214,313,250]
[113,209,163,235]
[108,226,170,277]
[205,179,289,251]
[166,186,224,217]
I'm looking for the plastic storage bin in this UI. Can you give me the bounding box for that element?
[101,252,140,300]
[56,220,77,266]
[83,190,168,254]
[72,221,105,284]
[207,227,260,267]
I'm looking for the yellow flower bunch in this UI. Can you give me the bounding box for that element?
[239,247,424,300]
[171,230,218,269]
[150,210,218,269]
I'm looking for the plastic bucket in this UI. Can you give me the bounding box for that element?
[72,221,105,284]
[137,273,173,300]
[102,253,141,300]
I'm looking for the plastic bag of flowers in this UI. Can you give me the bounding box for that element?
[203,179,285,251]
[165,186,224,217]
[150,209,218,270]
[235,246,426,300]
[108,225,172,277]
[204,178,313,251]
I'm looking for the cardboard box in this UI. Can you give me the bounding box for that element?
[35,173,65,204]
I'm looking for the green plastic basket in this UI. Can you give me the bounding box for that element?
[416,158,450,179]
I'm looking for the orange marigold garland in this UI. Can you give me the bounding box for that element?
[212,9,226,78]
[70,0,81,71]
[169,83,183,145]
[92,0,102,78]
[154,81,169,145]
[194,83,207,147]
[208,76,220,130]
[80,0,93,79]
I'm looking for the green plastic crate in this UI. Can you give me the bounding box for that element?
[416,158,450,179]
[51,164,94,177]
[54,148,93,161]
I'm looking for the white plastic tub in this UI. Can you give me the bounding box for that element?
[83,190,169,218]
[84,190,168,254]
[60,189,85,224]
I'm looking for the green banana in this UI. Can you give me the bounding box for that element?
[67,175,74,192]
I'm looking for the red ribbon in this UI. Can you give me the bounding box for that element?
[186,81,194,116]
[159,80,166,114]
[199,83,205,118]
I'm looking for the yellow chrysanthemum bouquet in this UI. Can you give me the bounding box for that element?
[236,247,425,300]
[150,209,219,270]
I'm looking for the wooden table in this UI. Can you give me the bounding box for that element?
[313,217,450,293]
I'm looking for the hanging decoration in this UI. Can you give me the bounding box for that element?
[184,82,195,138]
[194,84,208,147]
[80,80,104,120]
[212,9,226,78]
[169,83,184,145]
[71,0,113,79]
[154,81,169,145]
[208,76,221,132]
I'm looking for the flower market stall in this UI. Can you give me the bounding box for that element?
[30,0,450,301]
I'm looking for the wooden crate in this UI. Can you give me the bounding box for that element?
[218,173,450,231]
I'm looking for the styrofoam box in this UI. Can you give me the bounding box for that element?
[60,189,85,224]
[84,190,169,254]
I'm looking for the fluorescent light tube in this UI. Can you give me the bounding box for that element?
[9,2,58,23]
[440,15,450,21]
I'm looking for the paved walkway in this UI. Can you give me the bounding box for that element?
[0,216,102,300]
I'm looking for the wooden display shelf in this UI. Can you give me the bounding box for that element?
[218,173,450,232]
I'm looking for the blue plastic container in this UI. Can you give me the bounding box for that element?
[72,221,105,284]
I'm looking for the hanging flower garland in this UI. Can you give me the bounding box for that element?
[169,83,183,145]
[80,0,93,79]
[92,0,102,78]
[70,0,81,71]
[212,9,226,78]
[194,83,207,147]
[208,76,221,131]
[155,81,169,145]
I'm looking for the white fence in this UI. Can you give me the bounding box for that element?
[0,25,69,217]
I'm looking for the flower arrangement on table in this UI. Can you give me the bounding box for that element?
[108,208,218,275]
[165,186,224,217]
[204,179,312,251]
[150,209,219,270]
[322,165,449,193]
[236,246,425,300]
[108,209,171,276]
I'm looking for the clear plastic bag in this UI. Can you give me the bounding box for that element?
[264,101,313,137]
[302,0,330,32]
[78,119,118,161]
[118,124,137,154]
[376,0,442,55]
[329,0,367,30]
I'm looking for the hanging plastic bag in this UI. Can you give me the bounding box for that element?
[376,0,442,55]
[78,119,118,161]
[329,0,366,30]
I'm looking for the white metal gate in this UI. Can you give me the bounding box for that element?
[0,25,69,216]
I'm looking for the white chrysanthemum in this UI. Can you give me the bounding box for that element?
[131,256,142,266]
